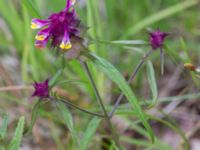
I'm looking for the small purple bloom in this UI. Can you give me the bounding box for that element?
[31,0,80,51]
[32,79,50,99]
[149,29,169,50]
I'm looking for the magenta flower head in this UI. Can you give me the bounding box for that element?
[31,0,80,51]
[149,29,169,50]
[32,79,50,99]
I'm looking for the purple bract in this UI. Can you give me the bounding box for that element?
[32,79,50,99]
[149,29,169,50]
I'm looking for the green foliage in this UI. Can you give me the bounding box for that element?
[0,0,199,149]
[81,117,101,150]
[49,69,64,88]
[117,111,189,150]
[122,0,199,38]
[111,40,147,46]
[21,0,41,18]
[0,114,9,139]
[148,114,190,150]
[56,101,79,147]
[146,60,158,107]
[8,117,25,150]
[88,53,154,142]
[25,100,41,135]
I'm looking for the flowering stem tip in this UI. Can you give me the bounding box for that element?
[149,28,169,50]
[31,0,80,51]
[32,79,50,99]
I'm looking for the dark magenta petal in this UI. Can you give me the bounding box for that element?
[35,37,49,49]
[31,18,49,29]
[37,28,50,35]
[32,18,49,24]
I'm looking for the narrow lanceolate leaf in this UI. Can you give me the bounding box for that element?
[8,116,25,150]
[148,114,190,150]
[0,114,9,139]
[87,53,154,142]
[49,69,63,88]
[111,40,147,45]
[56,101,79,144]
[26,100,43,134]
[21,0,41,18]
[146,61,158,107]
[81,117,101,150]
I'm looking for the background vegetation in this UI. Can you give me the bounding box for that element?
[0,0,200,149]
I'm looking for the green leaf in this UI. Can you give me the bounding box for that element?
[49,55,66,88]
[109,142,121,150]
[148,114,190,150]
[81,117,101,150]
[49,69,63,88]
[121,136,152,147]
[57,79,86,86]
[180,37,190,62]
[111,40,147,45]
[8,116,25,150]
[87,53,154,142]
[146,61,158,107]
[21,0,41,18]
[86,0,107,99]
[56,101,79,145]
[25,100,43,134]
[0,114,9,139]
[0,0,23,49]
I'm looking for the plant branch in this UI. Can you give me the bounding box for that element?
[109,50,153,118]
[160,48,164,75]
[82,61,121,148]
[82,62,108,116]
[58,98,104,118]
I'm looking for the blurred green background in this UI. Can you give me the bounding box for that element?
[0,0,200,149]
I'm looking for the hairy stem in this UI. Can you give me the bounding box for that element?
[82,61,121,148]
[109,50,153,118]
[160,48,164,75]
[51,97,104,118]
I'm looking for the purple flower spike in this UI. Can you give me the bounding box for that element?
[31,0,80,51]
[32,79,50,99]
[149,29,169,50]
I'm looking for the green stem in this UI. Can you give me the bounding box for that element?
[160,48,164,75]
[82,61,121,149]
[57,98,104,118]
[82,62,107,116]
[109,50,153,118]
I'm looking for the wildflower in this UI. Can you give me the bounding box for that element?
[31,0,80,51]
[32,79,50,99]
[149,29,169,50]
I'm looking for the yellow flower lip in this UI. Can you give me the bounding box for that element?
[31,23,39,29]
[60,42,72,50]
[35,35,46,41]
